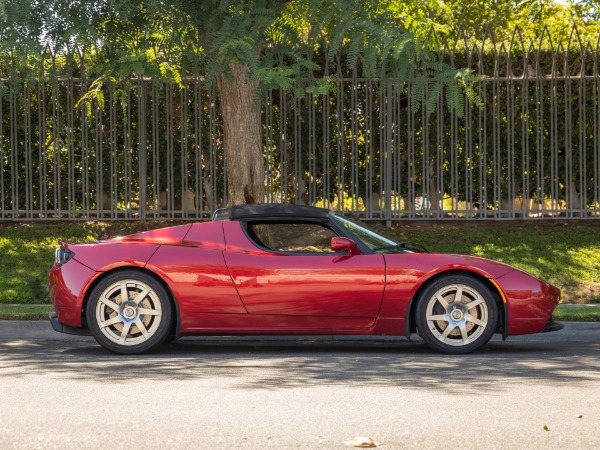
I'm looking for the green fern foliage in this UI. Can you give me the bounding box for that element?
[0,0,480,115]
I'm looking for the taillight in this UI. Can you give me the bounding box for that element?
[55,246,75,266]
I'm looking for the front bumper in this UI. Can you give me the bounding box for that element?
[542,319,564,333]
[49,312,90,336]
[496,270,562,336]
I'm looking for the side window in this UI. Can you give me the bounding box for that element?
[247,223,337,253]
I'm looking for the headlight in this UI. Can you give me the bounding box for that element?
[55,247,75,266]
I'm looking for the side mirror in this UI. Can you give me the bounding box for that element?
[331,237,361,255]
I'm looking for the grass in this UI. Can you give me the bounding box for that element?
[0,303,54,320]
[1,303,598,322]
[552,305,600,322]
[0,220,599,305]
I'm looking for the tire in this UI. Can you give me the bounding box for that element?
[415,275,498,354]
[86,270,172,355]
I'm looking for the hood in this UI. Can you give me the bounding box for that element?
[383,252,517,280]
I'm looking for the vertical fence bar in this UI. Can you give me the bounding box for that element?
[24,84,32,218]
[110,85,117,218]
[66,67,75,217]
[507,45,515,218]
[385,79,393,225]
[336,56,344,211]
[264,91,273,203]
[80,61,89,217]
[553,47,562,215]
[349,70,358,211]
[0,78,4,218]
[95,83,103,218]
[9,75,18,217]
[535,44,544,216]
[592,41,600,216]
[323,87,331,209]
[492,45,500,218]
[480,44,489,218]
[180,78,189,218]
[193,72,202,216]
[579,46,587,217]
[294,96,301,204]
[522,41,531,218]
[565,45,573,218]
[406,74,414,220]
[138,77,147,219]
[308,91,316,205]
[464,45,474,218]
[365,80,373,218]
[151,81,160,218]
[208,85,216,210]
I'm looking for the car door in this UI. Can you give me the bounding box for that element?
[222,220,385,330]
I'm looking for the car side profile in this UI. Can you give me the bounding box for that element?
[48,204,563,354]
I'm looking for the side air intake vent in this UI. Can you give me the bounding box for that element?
[55,247,75,267]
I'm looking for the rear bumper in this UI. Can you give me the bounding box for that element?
[49,259,98,328]
[542,319,564,333]
[49,312,90,336]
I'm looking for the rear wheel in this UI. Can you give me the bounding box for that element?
[415,275,498,354]
[86,271,172,354]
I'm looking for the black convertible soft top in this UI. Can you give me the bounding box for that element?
[212,203,331,221]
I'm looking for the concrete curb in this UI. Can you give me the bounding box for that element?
[556,304,600,307]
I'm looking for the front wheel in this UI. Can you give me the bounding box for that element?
[415,275,498,354]
[86,271,172,355]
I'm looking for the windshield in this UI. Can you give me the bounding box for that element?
[332,215,401,252]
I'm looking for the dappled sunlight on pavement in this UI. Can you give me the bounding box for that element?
[1,326,599,449]
[1,334,599,393]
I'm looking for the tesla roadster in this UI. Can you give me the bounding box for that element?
[48,204,563,354]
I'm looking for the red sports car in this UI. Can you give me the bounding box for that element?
[49,204,563,354]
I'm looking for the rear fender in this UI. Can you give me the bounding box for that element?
[63,242,160,272]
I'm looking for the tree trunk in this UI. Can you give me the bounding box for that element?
[217,62,264,205]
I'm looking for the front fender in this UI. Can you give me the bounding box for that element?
[377,253,515,319]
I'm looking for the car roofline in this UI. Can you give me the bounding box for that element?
[212,203,333,222]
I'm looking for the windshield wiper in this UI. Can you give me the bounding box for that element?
[372,242,428,253]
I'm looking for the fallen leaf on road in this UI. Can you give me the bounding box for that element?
[576,414,583,419]
[426,368,435,372]
[344,437,378,447]
[543,425,549,431]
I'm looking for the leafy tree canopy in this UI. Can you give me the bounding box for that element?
[1,1,596,91]
[0,0,484,113]
[393,0,600,48]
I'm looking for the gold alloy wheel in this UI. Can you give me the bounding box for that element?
[95,279,163,346]
[424,283,489,347]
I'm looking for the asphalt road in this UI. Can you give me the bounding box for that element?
[0,322,599,449]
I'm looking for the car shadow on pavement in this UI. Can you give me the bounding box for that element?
[1,338,599,393]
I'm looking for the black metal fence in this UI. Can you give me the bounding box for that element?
[1,30,600,221]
